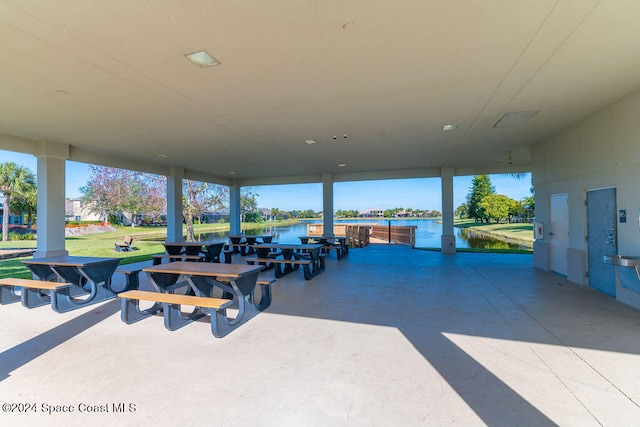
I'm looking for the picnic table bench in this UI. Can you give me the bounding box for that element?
[227,234,275,256]
[0,278,72,309]
[245,243,326,280]
[299,235,350,260]
[21,256,120,312]
[119,262,270,337]
[152,254,204,265]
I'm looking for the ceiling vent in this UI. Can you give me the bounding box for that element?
[494,110,540,128]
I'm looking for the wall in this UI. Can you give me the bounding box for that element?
[532,87,640,308]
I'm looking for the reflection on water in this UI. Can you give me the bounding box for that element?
[457,229,527,250]
[196,219,530,250]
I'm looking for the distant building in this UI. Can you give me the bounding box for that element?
[0,201,25,226]
[202,209,230,223]
[65,199,102,222]
[359,209,384,218]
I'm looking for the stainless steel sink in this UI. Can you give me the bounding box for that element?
[603,255,640,267]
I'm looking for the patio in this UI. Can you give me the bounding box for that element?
[2,244,640,426]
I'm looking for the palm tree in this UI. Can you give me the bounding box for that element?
[0,162,36,241]
[11,183,37,229]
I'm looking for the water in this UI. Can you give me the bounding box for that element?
[197,219,531,250]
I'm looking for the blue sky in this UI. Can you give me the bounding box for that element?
[1,150,532,211]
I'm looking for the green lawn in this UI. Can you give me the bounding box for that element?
[454,219,534,246]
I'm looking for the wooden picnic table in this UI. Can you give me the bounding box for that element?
[159,241,225,264]
[21,256,121,312]
[227,234,275,256]
[164,240,219,255]
[299,235,350,260]
[246,243,326,280]
[131,262,268,337]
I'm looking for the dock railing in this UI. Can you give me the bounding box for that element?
[306,222,416,248]
[370,223,417,248]
[306,223,372,247]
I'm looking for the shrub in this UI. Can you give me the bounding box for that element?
[8,231,36,241]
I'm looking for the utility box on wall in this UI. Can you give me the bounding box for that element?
[534,222,544,240]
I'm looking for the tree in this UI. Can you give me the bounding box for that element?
[182,179,227,241]
[0,162,36,241]
[455,203,467,219]
[270,208,282,220]
[10,182,37,229]
[240,187,261,223]
[80,166,166,226]
[466,175,495,222]
[479,194,514,222]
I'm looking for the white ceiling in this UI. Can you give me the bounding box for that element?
[2,0,640,184]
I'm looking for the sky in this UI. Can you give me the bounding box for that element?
[1,150,532,212]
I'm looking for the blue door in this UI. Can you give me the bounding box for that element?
[587,188,617,296]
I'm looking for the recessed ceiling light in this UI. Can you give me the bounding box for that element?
[338,163,347,167]
[304,139,318,145]
[494,110,540,128]
[185,50,221,68]
[442,124,458,131]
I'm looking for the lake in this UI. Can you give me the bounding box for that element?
[197,219,530,250]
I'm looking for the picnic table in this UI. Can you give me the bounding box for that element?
[155,241,225,264]
[227,234,275,256]
[299,235,350,260]
[119,262,268,337]
[19,256,121,312]
[164,241,214,255]
[246,243,326,280]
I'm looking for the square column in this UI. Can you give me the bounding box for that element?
[166,166,184,242]
[229,181,241,234]
[33,142,68,258]
[322,174,334,237]
[441,167,456,254]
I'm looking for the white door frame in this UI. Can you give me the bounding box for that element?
[549,193,569,276]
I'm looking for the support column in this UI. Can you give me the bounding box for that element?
[229,181,241,235]
[33,142,69,258]
[322,174,334,237]
[166,166,184,242]
[441,167,456,254]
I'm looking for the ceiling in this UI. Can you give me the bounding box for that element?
[2,0,640,185]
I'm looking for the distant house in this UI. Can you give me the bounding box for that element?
[359,209,384,218]
[65,199,102,222]
[0,200,25,226]
[202,209,230,223]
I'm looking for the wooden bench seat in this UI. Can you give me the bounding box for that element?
[118,275,275,337]
[0,277,72,308]
[245,257,312,266]
[152,254,204,265]
[118,290,232,309]
[119,290,233,334]
[215,277,276,286]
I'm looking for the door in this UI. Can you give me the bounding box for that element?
[587,187,617,296]
[549,193,569,276]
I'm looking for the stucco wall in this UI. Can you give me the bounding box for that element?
[532,87,640,307]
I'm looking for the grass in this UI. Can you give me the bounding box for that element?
[454,219,534,246]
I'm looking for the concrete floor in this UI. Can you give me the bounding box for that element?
[2,244,640,426]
